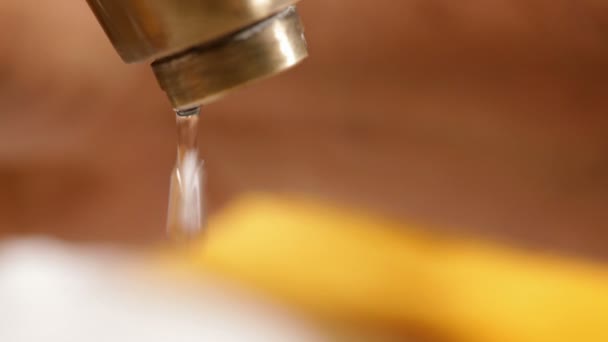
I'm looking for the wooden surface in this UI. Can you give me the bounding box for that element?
[0,1,607,259]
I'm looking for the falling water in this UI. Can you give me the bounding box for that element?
[166,107,205,240]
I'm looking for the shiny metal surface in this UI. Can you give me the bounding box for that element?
[152,6,308,109]
[86,0,300,63]
[86,0,308,108]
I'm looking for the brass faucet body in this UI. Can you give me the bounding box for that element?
[86,0,308,109]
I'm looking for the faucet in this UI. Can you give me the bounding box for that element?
[86,0,308,111]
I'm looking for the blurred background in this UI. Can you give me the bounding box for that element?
[1,1,608,340]
[1,0,606,258]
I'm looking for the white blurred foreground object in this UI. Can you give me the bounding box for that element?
[0,239,321,342]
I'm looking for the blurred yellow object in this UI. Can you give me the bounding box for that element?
[168,194,608,341]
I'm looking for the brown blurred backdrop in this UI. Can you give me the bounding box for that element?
[0,1,607,259]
